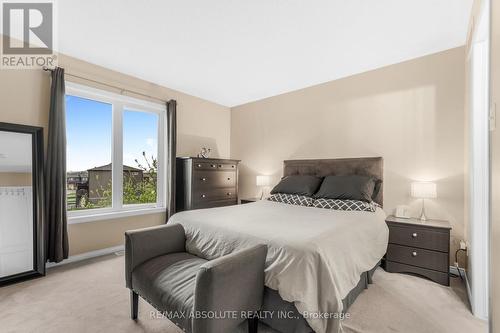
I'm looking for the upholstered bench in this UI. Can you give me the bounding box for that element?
[125,223,267,333]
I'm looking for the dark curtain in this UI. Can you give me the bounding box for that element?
[45,67,69,262]
[166,99,177,221]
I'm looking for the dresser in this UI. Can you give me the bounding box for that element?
[176,157,240,211]
[384,215,451,286]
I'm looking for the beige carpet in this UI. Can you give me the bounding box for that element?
[0,253,487,333]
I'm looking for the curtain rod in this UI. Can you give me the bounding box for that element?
[42,66,168,104]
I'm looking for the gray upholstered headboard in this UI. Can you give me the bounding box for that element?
[283,157,384,206]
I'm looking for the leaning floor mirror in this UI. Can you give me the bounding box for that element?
[0,122,44,285]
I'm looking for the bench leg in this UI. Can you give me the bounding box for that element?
[248,316,258,333]
[130,290,138,320]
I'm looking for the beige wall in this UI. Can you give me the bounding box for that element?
[0,172,31,186]
[231,47,466,265]
[0,51,231,256]
[490,0,499,330]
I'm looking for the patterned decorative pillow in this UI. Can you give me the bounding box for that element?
[267,193,313,207]
[312,198,377,212]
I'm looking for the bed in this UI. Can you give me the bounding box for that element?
[169,157,389,333]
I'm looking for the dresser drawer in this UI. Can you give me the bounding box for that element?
[217,163,237,170]
[193,187,237,203]
[388,225,449,252]
[193,170,236,189]
[193,161,218,170]
[386,244,448,272]
[193,199,237,209]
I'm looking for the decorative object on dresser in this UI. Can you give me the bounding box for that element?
[384,215,451,286]
[197,147,211,158]
[176,157,240,211]
[411,181,437,221]
[256,175,271,199]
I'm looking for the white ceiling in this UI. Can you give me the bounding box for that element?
[57,0,473,107]
[0,132,32,173]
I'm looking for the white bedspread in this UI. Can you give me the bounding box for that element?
[169,200,388,333]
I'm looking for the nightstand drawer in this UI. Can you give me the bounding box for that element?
[386,244,448,272]
[386,261,449,286]
[388,225,449,252]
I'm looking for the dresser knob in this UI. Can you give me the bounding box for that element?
[227,178,231,181]
[232,165,235,168]
[412,232,418,238]
[227,192,231,196]
[201,178,207,181]
[211,164,216,168]
[201,194,206,198]
[412,251,418,257]
[218,164,222,168]
[197,164,202,168]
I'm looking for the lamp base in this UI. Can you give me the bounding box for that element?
[419,198,428,221]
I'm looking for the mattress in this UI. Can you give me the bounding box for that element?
[169,200,388,333]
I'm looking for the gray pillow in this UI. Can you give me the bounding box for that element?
[313,175,376,202]
[270,175,323,196]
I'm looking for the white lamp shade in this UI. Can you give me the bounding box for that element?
[256,175,271,187]
[411,182,437,199]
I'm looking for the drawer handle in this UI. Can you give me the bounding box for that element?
[211,164,216,168]
[201,194,206,198]
[201,178,207,181]
[197,164,202,168]
[227,192,232,196]
[412,251,418,257]
[218,164,222,167]
[412,232,418,238]
[227,178,231,181]
[231,165,235,168]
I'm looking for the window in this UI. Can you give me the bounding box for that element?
[123,110,159,206]
[65,82,166,223]
[66,96,112,210]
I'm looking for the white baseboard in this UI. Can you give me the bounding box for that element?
[46,245,124,269]
[464,269,473,311]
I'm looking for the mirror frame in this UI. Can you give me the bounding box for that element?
[0,122,45,286]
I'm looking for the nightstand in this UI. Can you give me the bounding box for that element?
[240,198,260,204]
[384,215,451,286]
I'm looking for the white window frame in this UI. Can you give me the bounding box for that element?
[65,82,167,224]
[466,0,490,321]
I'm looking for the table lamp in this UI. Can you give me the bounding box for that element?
[256,175,271,199]
[411,182,437,221]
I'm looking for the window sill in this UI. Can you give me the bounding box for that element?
[68,207,166,224]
